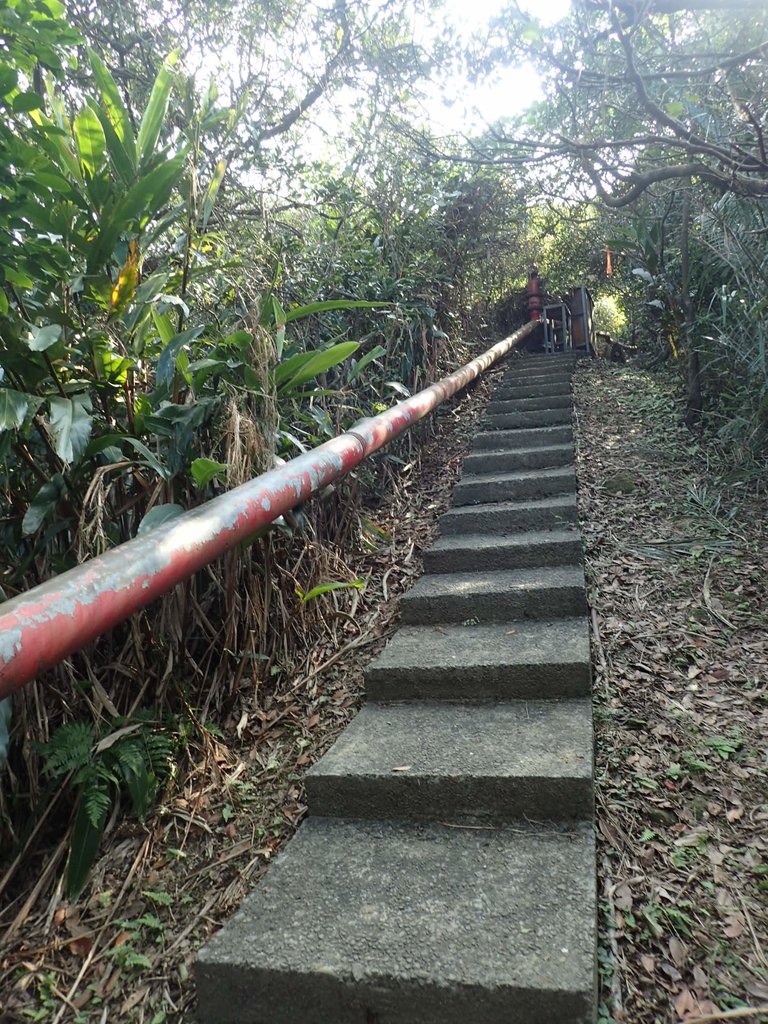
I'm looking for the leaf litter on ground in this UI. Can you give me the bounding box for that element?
[573,362,767,1024]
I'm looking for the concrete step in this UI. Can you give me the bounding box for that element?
[508,353,579,367]
[504,363,577,375]
[439,494,578,535]
[424,528,581,573]
[471,424,573,451]
[493,382,572,400]
[306,700,594,824]
[453,465,575,505]
[366,617,590,701]
[195,816,597,1024]
[400,565,587,624]
[483,407,572,430]
[487,394,572,414]
[463,443,574,475]
[501,372,573,388]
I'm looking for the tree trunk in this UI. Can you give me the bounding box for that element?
[681,186,703,428]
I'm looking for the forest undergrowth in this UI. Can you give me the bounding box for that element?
[574,363,767,1024]
[0,359,500,1023]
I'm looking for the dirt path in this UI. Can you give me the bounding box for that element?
[574,362,768,1024]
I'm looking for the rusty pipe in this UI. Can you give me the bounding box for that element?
[0,321,537,699]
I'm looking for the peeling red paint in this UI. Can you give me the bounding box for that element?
[0,322,537,699]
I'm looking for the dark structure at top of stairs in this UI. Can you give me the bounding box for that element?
[195,349,596,1024]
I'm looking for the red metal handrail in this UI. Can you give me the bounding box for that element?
[0,321,537,699]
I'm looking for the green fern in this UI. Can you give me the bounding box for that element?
[80,765,113,831]
[41,721,93,779]
[142,727,176,776]
[42,715,182,899]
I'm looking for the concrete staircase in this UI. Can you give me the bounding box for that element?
[195,351,596,1024]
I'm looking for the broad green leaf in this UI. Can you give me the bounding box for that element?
[28,324,62,351]
[28,108,83,183]
[112,153,185,226]
[120,435,169,479]
[87,97,134,184]
[0,68,18,99]
[202,158,226,230]
[88,48,136,168]
[13,92,45,114]
[137,52,178,166]
[273,350,314,388]
[156,325,205,387]
[137,503,185,535]
[277,341,359,393]
[0,291,8,315]
[284,299,384,323]
[90,155,185,267]
[151,307,175,346]
[2,266,35,289]
[665,101,686,119]
[120,755,151,819]
[349,344,386,381]
[66,784,110,899]
[31,170,72,193]
[22,473,67,535]
[133,394,152,435]
[297,579,365,604]
[0,388,32,431]
[187,357,230,390]
[190,457,227,488]
[269,294,286,326]
[49,394,93,464]
[74,105,106,176]
[222,329,252,351]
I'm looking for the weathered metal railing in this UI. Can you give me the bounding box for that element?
[0,321,537,699]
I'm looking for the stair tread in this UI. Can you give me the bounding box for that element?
[484,409,571,424]
[467,442,573,458]
[196,817,596,1024]
[372,617,588,671]
[458,465,575,485]
[404,564,585,602]
[366,618,590,701]
[488,396,572,410]
[431,527,579,553]
[308,700,592,783]
[501,370,574,380]
[440,494,578,533]
[472,426,573,450]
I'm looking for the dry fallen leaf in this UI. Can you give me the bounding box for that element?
[640,954,655,974]
[669,936,687,967]
[613,882,633,912]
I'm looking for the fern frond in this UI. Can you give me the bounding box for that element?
[81,771,112,832]
[42,721,93,779]
[142,729,175,777]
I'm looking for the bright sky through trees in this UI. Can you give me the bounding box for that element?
[419,0,572,135]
